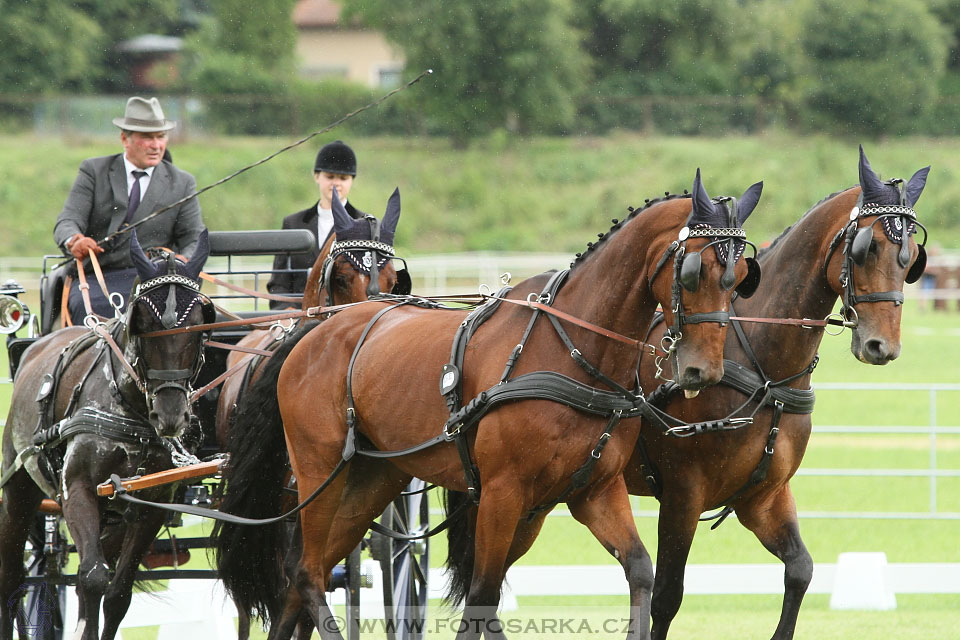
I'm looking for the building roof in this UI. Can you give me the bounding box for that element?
[117,34,183,54]
[293,0,342,28]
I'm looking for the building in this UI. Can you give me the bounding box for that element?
[293,0,405,88]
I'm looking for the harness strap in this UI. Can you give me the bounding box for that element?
[61,274,73,328]
[93,322,142,390]
[205,340,276,357]
[700,400,784,526]
[198,271,301,304]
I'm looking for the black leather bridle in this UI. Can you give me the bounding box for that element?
[825,182,928,326]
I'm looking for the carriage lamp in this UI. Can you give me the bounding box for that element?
[0,281,28,335]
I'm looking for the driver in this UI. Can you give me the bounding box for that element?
[53,96,206,326]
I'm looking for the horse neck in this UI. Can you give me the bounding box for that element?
[557,200,682,366]
[302,234,337,308]
[734,188,858,380]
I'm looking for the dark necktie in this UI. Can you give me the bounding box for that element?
[125,170,147,224]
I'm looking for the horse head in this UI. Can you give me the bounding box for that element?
[127,228,214,437]
[652,169,763,395]
[835,145,929,364]
[317,187,406,306]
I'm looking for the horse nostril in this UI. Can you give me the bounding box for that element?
[864,338,892,363]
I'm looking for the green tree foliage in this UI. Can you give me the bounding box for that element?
[578,0,740,95]
[0,0,187,93]
[343,0,589,140]
[0,1,100,93]
[792,0,949,133]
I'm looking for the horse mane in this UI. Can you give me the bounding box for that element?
[757,187,853,259]
[570,192,692,269]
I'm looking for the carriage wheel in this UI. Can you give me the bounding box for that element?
[372,479,430,640]
[17,514,66,640]
[343,545,362,640]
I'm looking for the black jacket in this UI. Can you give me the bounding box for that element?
[266,201,364,309]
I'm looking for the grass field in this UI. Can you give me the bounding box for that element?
[2,132,960,259]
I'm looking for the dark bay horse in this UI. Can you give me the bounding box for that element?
[214,188,404,449]
[0,231,214,640]
[622,146,930,640]
[216,170,764,640]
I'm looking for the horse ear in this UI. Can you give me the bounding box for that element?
[380,188,401,246]
[858,144,886,202]
[690,168,713,224]
[129,229,159,281]
[331,187,355,236]
[904,166,930,207]
[737,181,763,224]
[183,228,209,281]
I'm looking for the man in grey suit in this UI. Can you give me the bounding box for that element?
[54,96,205,325]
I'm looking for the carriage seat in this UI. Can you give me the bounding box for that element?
[39,261,71,335]
[207,229,315,257]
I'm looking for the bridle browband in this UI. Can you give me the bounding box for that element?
[316,216,410,306]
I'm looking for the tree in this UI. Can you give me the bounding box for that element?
[343,0,589,141]
[577,0,740,96]
[791,0,949,133]
[0,0,189,93]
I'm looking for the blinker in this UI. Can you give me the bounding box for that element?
[679,251,701,292]
[850,227,873,266]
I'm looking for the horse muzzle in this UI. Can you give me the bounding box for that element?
[148,382,192,438]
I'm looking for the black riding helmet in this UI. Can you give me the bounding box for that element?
[315,140,357,176]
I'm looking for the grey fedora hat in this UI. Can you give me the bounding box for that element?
[112,96,176,132]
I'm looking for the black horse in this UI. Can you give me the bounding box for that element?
[0,230,213,640]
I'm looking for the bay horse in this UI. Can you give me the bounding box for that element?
[214,188,405,449]
[216,169,764,640]
[622,146,930,639]
[0,230,214,640]
[216,189,406,640]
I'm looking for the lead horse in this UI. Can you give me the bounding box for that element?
[623,146,930,639]
[216,170,764,639]
[0,231,213,640]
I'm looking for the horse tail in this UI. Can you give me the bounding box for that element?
[212,321,318,624]
[442,489,477,606]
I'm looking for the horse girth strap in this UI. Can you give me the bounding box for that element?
[35,406,158,449]
[718,360,816,414]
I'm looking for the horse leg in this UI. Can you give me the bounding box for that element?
[735,484,812,640]
[0,472,44,640]
[648,489,704,640]
[456,481,529,640]
[568,476,653,640]
[100,506,168,640]
[61,485,111,640]
[276,461,353,640]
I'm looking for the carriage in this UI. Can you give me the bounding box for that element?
[1,228,429,640]
[1,149,930,640]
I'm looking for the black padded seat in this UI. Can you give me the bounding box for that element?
[207,230,315,257]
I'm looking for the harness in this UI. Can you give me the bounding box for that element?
[0,268,213,496]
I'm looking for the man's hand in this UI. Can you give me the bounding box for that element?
[67,235,104,260]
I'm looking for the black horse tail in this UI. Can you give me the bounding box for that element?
[211,321,317,624]
[442,489,477,606]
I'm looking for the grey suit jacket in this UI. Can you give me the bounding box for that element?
[54,154,205,270]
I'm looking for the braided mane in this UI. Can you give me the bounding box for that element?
[570,192,692,269]
[758,187,851,259]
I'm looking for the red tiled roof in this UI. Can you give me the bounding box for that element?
[293,0,341,28]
